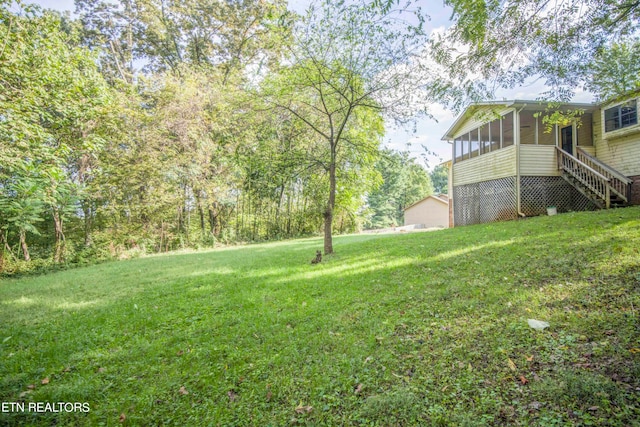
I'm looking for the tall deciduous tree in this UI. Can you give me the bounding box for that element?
[75,0,292,79]
[264,0,433,254]
[430,164,449,195]
[586,38,640,102]
[0,2,115,262]
[431,0,640,103]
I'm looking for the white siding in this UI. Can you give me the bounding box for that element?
[519,145,560,176]
[594,108,640,176]
[453,145,517,186]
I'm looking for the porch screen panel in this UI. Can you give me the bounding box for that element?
[502,112,514,147]
[489,119,500,151]
[454,138,463,163]
[470,129,480,158]
[461,132,470,160]
[480,124,490,154]
[538,115,555,145]
[520,111,536,144]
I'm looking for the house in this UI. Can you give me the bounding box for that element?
[403,194,449,228]
[442,96,639,226]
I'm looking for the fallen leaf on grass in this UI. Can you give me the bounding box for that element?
[519,375,528,385]
[526,355,534,362]
[27,384,35,390]
[118,413,126,423]
[507,358,517,372]
[179,386,189,395]
[41,377,49,385]
[629,348,640,354]
[295,404,313,414]
[588,406,599,411]
[354,383,363,395]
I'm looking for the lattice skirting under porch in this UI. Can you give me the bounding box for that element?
[520,176,598,216]
[453,176,599,226]
[453,177,517,226]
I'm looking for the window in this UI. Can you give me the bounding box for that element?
[604,100,637,132]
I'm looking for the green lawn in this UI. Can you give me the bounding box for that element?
[1,208,639,426]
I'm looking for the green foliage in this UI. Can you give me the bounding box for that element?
[0,0,435,264]
[0,3,115,263]
[430,164,449,194]
[358,388,426,425]
[366,149,433,229]
[75,0,292,80]
[436,0,640,103]
[586,37,640,103]
[263,0,430,253]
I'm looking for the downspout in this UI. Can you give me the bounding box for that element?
[449,140,455,227]
[515,104,527,218]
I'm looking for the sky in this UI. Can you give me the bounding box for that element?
[23,0,594,170]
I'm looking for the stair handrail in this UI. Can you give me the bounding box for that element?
[556,147,612,208]
[576,147,632,203]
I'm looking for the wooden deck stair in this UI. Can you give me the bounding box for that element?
[556,147,633,209]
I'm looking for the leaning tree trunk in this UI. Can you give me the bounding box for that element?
[324,159,337,255]
[52,208,65,263]
[19,229,30,262]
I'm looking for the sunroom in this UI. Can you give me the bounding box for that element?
[443,101,602,226]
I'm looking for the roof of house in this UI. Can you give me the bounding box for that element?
[441,99,597,141]
[404,194,449,211]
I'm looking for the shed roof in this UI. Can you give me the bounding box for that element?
[404,194,449,211]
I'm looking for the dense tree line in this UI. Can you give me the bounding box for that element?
[0,0,435,273]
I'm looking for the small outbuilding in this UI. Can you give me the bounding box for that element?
[403,194,449,228]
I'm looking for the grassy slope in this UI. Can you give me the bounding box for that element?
[1,208,639,426]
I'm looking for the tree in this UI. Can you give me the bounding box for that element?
[0,2,115,262]
[430,0,640,103]
[586,38,640,102]
[263,0,433,254]
[366,150,433,229]
[430,164,449,195]
[75,0,291,80]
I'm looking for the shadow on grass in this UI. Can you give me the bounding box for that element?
[1,207,639,425]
